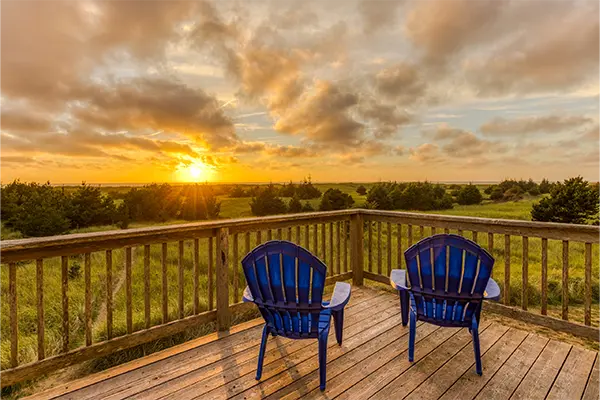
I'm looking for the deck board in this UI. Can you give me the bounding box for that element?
[25,287,598,400]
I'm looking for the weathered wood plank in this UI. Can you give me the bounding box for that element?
[420,225,425,239]
[368,220,373,272]
[267,229,272,241]
[321,223,326,263]
[408,224,413,246]
[511,340,572,400]
[336,221,341,275]
[329,222,334,271]
[85,253,92,346]
[522,236,528,311]
[582,355,599,400]
[472,230,478,243]
[397,223,402,269]
[377,221,382,275]
[208,236,214,311]
[144,245,151,328]
[343,221,348,273]
[105,250,113,340]
[304,224,309,250]
[387,222,392,275]
[541,238,548,315]
[313,224,318,255]
[473,334,548,400]
[233,234,239,304]
[9,262,18,367]
[404,323,509,400]
[62,256,69,350]
[547,346,597,400]
[371,323,494,400]
[504,234,510,305]
[126,247,132,334]
[216,228,230,331]
[161,243,168,323]
[36,259,45,360]
[438,328,528,400]
[178,241,184,319]
[584,242,592,326]
[562,240,569,320]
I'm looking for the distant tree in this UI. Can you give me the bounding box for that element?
[366,184,394,210]
[528,186,540,196]
[356,185,367,196]
[67,183,116,228]
[301,202,315,212]
[456,184,483,205]
[319,189,354,211]
[490,187,504,201]
[229,185,247,198]
[503,185,524,201]
[538,178,553,194]
[288,195,303,213]
[531,177,599,224]
[484,185,495,195]
[250,184,288,216]
[279,181,297,197]
[180,185,221,220]
[296,176,321,199]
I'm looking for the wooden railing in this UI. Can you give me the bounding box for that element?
[1,209,598,387]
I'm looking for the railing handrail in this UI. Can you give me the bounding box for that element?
[2,209,598,262]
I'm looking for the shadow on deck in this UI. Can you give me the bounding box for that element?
[26,286,599,400]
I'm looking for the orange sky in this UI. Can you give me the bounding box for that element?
[1,0,599,184]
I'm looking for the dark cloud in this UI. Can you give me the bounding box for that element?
[358,99,412,138]
[373,63,426,105]
[480,115,595,136]
[427,125,507,158]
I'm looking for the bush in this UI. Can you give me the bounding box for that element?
[365,181,453,211]
[366,184,394,210]
[180,185,221,220]
[301,202,315,212]
[503,185,524,201]
[490,187,504,201]
[67,183,116,228]
[527,186,540,196]
[296,176,321,199]
[356,185,367,196]
[279,181,296,197]
[484,185,495,195]
[456,184,483,205]
[249,185,288,216]
[319,189,354,211]
[229,185,247,198]
[531,176,599,224]
[539,178,553,194]
[288,195,303,213]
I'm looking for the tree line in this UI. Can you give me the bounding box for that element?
[1,181,221,237]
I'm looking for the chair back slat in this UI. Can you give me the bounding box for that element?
[242,240,327,337]
[405,234,494,327]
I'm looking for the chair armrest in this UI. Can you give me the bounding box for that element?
[323,282,351,311]
[242,286,254,302]
[484,278,501,301]
[390,269,409,290]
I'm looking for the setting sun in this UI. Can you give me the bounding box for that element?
[176,162,212,182]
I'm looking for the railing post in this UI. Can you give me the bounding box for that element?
[216,227,231,331]
[351,213,364,286]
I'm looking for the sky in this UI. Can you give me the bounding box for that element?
[1,0,599,184]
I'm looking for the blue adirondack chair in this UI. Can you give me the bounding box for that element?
[242,240,351,391]
[390,234,500,375]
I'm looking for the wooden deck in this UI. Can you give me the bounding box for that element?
[27,287,598,400]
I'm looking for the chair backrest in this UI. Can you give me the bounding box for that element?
[404,234,494,326]
[241,240,327,338]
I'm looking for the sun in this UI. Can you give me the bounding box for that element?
[176,162,212,182]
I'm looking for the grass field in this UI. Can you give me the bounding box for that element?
[1,182,598,393]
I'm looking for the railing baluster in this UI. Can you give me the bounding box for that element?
[287,227,292,241]
[387,222,392,275]
[351,213,364,285]
[408,225,413,246]
[329,222,334,271]
[304,225,309,249]
[368,221,373,272]
[216,228,231,331]
[472,231,478,243]
[256,230,262,246]
[336,221,341,275]
[178,241,184,319]
[85,253,92,345]
[487,233,494,278]
[233,234,239,303]
[343,221,348,273]
[377,221,382,275]
[106,250,113,340]
[562,240,569,320]
[321,223,326,267]
[144,245,151,328]
[194,238,200,313]
[267,229,272,241]
[419,225,424,239]
[62,256,69,350]
[522,236,528,311]
[397,224,402,269]
[458,229,463,236]
[209,237,214,311]
[295,226,300,243]
[504,235,510,305]
[36,259,45,359]
[444,228,449,234]
[277,228,282,240]
[245,231,250,255]
[541,238,548,315]
[431,226,436,235]
[9,262,18,367]
[585,242,592,326]
[313,224,318,256]
[126,247,132,334]
[161,243,168,323]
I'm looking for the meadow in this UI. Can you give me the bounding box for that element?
[1,182,598,385]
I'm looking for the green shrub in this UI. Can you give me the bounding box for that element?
[288,195,303,213]
[356,185,367,196]
[319,189,354,211]
[249,184,288,216]
[456,184,483,205]
[531,176,598,224]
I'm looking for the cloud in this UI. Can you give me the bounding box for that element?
[373,63,426,104]
[409,143,441,163]
[358,99,412,138]
[426,125,508,158]
[358,0,405,34]
[480,115,594,136]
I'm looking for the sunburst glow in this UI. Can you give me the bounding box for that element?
[176,162,212,182]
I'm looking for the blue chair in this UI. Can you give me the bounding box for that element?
[390,234,500,375]
[242,240,351,390]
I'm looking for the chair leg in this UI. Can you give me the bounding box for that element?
[472,326,482,376]
[408,310,416,362]
[318,336,328,391]
[399,290,409,326]
[256,325,270,380]
[333,310,344,345]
